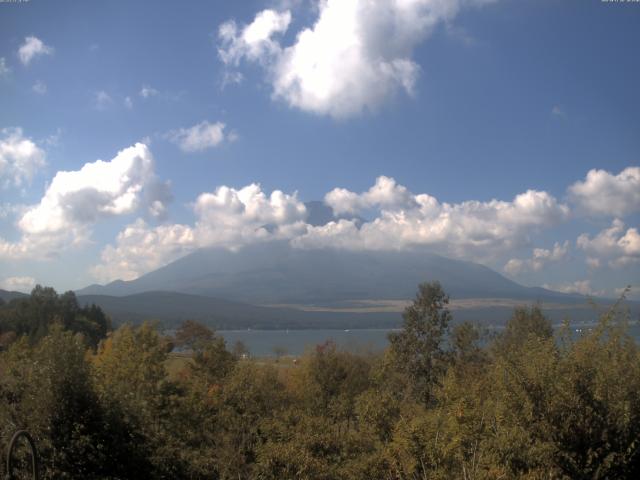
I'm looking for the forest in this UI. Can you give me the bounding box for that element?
[0,282,639,479]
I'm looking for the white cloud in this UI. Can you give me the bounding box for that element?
[542,280,604,297]
[325,176,416,215]
[168,120,229,152]
[577,219,640,268]
[504,241,569,275]
[18,143,168,235]
[94,90,113,110]
[0,127,46,188]
[295,176,569,259]
[139,85,159,98]
[0,58,10,77]
[32,80,47,95]
[192,183,307,244]
[0,229,90,261]
[294,177,569,259]
[18,36,54,66]
[91,219,195,282]
[92,183,307,281]
[569,166,640,217]
[0,276,36,293]
[219,10,291,65]
[0,143,171,262]
[90,170,635,284]
[218,0,497,117]
[124,96,133,109]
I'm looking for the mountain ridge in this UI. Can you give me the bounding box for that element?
[77,241,581,305]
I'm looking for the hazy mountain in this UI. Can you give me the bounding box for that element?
[0,289,28,303]
[77,241,579,305]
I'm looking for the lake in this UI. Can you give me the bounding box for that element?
[218,328,399,356]
[218,323,640,357]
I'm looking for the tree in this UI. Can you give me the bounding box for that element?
[0,326,118,478]
[493,304,553,356]
[91,322,173,477]
[388,281,451,405]
[174,319,214,352]
[232,339,249,358]
[188,335,236,387]
[0,286,110,348]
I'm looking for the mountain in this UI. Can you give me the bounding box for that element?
[0,289,29,303]
[77,241,579,305]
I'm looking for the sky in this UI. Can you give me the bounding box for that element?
[0,0,639,299]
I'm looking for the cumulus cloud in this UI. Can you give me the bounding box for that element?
[0,229,89,261]
[219,10,291,65]
[92,219,195,282]
[325,176,416,215]
[569,166,640,217]
[89,169,639,283]
[577,219,640,268]
[18,36,54,66]
[168,121,229,152]
[92,183,308,281]
[295,176,570,259]
[0,143,170,261]
[504,241,569,276]
[542,280,605,297]
[19,143,168,235]
[192,183,307,245]
[218,0,497,117]
[0,127,46,188]
[0,276,36,293]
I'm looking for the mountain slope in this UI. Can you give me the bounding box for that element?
[0,289,29,303]
[78,241,579,305]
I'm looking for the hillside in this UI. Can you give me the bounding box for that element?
[0,289,28,303]
[77,241,580,305]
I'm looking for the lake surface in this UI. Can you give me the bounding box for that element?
[218,323,640,357]
[218,328,399,356]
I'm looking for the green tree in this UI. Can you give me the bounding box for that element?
[0,326,118,479]
[388,281,452,405]
[494,304,553,355]
[0,286,110,348]
[91,322,174,477]
[174,319,214,351]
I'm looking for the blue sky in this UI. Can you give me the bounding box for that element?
[0,0,638,298]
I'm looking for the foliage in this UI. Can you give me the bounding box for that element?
[0,285,110,348]
[0,283,639,479]
[388,281,452,405]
